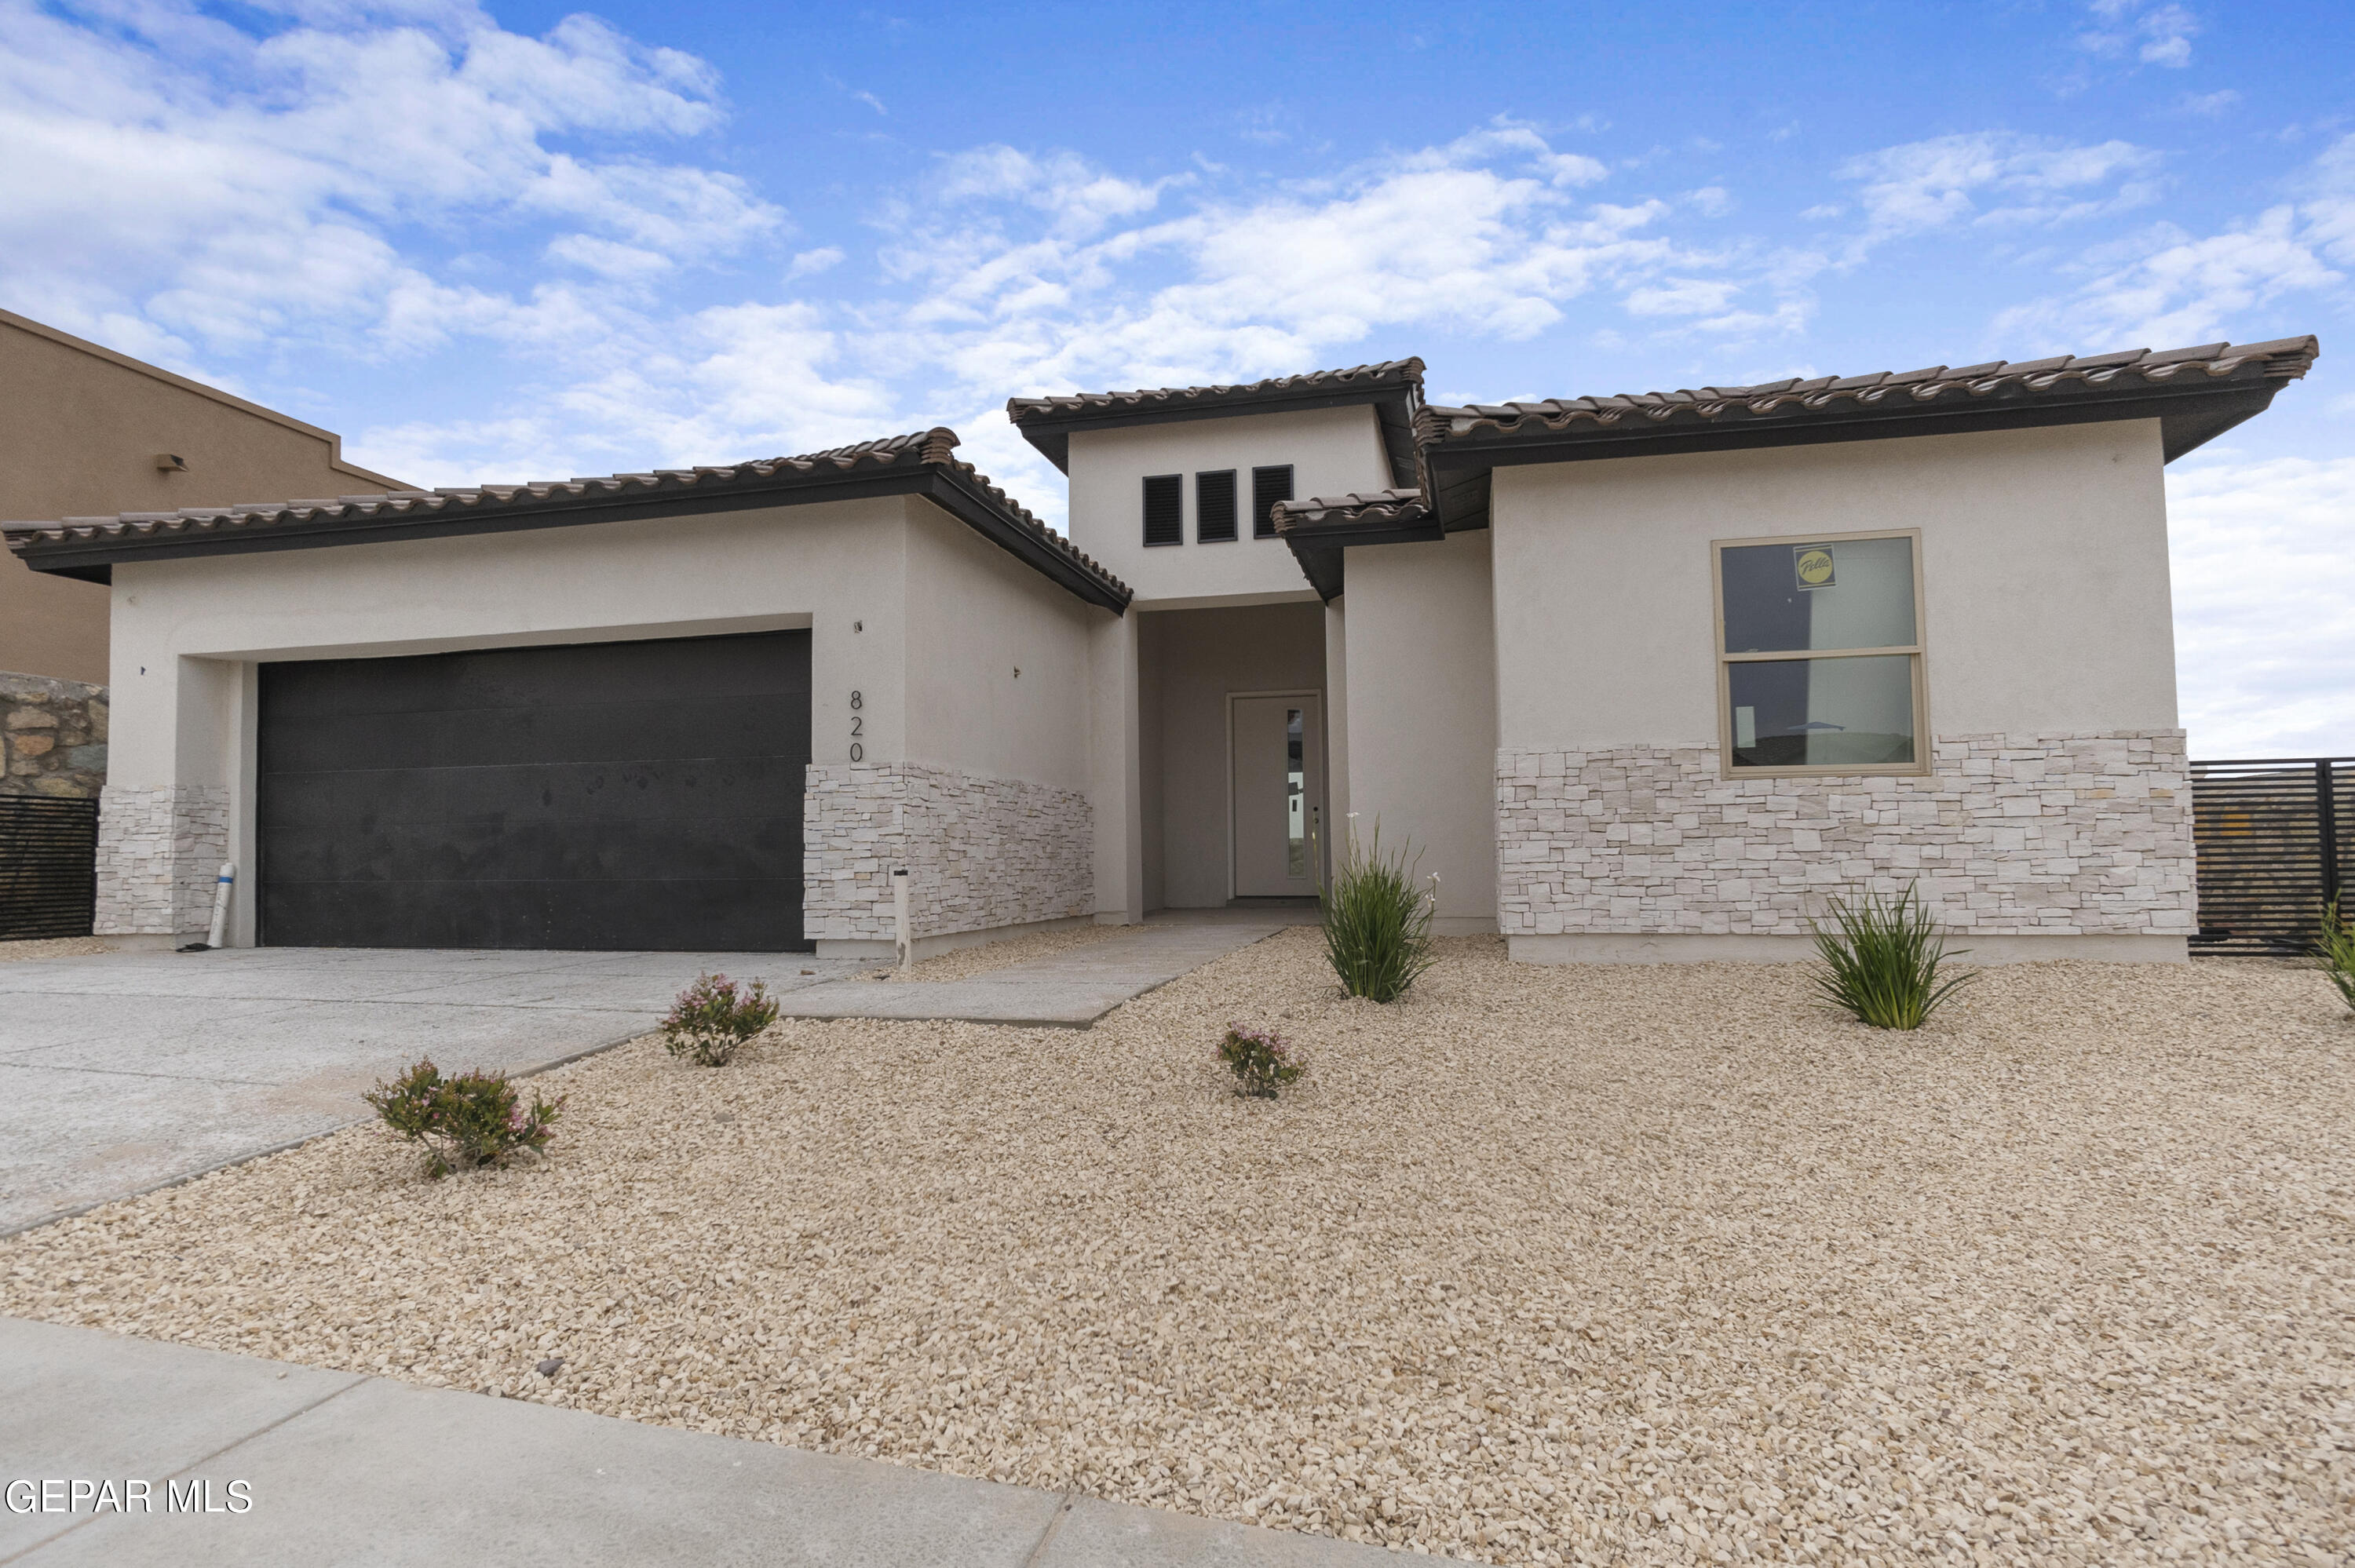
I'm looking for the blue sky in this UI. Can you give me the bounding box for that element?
[3,0,2350,754]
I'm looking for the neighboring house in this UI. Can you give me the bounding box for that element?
[0,334,2317,959]
[0,307,403,687]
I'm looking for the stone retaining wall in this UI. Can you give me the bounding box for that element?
[803,763,1094,943]
[2,671,108,798]
[93,785,230,937]
[1496,730,2195,937]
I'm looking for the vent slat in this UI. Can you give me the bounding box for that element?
[0,795,99,939]
[1142,473,1183,548]
[1196,470,1238,543]
[1251,465,1294,540]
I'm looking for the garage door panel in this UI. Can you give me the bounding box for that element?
[258,631,810,951]
[257,754,809,830]
[261,637,810,720]
[264,814,804,887]
[262,877,801,952]
[261,695,812,775]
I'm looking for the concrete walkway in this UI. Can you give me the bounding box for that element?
[0,947,866,1235]
[774,921,1294,1027]
[0,1318,1430,1566]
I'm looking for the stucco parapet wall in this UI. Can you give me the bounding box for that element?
[2,670,108,798]
[1495,731,2194,938]
[803,763,1094,943]
[94,784,227,935]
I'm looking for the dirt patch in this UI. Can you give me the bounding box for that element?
[5,934,2350,1566]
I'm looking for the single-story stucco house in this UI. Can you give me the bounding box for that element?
[0,334,2318,961]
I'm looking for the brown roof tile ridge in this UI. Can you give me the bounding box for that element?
[1418,337,2321,442]
[1271,488,1431,531]
[1006,358,1427,421]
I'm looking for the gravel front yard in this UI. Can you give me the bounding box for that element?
[4,933,2350,1566]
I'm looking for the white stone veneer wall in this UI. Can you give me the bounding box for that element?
[803,763,1094,943]
[1496,731,2194,936]
[94,784,228,936]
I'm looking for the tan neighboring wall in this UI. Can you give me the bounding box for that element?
[0,308,403,685]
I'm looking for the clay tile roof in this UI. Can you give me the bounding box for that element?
[5,428,1131,611]
[1415,337,2320,472]
[1269,489,1432,531]
[1006,359,1427,486]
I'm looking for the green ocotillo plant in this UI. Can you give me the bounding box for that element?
[2320,900,2355,1015]
[1320,816,1438,1003]
[1809,881,1974,1030]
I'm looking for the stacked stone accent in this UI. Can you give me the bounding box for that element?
[1496,730,2194,936]
[803,762,1094,943]
[94,785,230,936]
[2,672,108,798]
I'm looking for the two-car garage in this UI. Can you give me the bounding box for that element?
[254,630,812,951]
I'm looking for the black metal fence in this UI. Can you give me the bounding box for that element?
[2190,757,2353,956]
[0,795,100,940]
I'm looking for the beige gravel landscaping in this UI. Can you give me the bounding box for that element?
[5,932,2351,1566]
[0,935,115,961]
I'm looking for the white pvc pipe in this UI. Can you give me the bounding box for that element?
[893,868,911,972]
[206,862,236,949]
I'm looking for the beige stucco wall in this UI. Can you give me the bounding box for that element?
[1137,601,1326,909]
[1488,420,2191,959]
[100,494,1108,945]
[1,308,400,686]
[1339,529,1498,932]
[1491,420,2178,749]
[1064,405,1390,606]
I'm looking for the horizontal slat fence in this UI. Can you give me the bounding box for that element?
[2189,757,2352,956]
[0,795,100,940]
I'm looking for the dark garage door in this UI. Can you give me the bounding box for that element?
[258,630,811,950]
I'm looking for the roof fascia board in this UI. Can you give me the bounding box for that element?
[922,467,1131,612]
[1423,381,2282,483]
[1017,386,1412,473]
[16,466,1134,613]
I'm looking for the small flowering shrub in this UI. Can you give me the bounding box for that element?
[662,972,780,1066]
[1219,1023,1306,1099]
[364,1058,563,1179]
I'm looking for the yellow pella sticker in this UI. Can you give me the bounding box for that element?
[1793,545,1835,589]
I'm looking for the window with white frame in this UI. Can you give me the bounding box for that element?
[1714,529,1927,775]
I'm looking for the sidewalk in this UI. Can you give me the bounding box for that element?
[0,1318,1438,1566]
[773,921,1292,1026]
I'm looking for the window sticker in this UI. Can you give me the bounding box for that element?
[1792,545,1836,591]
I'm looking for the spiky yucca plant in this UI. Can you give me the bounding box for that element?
[1320,818,1437,1003]
[1809,883,1974,1030]
[2320,901,2355,1015]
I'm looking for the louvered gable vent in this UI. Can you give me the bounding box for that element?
[1142,473,1183,546]
[1252,465,1294,539]
[1196,469,1238,542]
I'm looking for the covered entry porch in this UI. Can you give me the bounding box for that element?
[1135,599,1334,914]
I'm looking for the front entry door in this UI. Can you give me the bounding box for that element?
[1232,695,1323,898]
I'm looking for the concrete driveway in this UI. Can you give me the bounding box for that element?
[0,946,864,1234]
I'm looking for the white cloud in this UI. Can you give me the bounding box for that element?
[2178,89,2240,118]
[2081,2,2199,70]
[1835,132,2163,258]
[2167,455,2355,757]
[0,0,780,356]
[1989,133,2353,351]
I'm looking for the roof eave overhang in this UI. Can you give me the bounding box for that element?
[1419,380,2286,529]
[1014,385,1421,487]
[1274,509,1444,602]
[9,469,1134,614]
